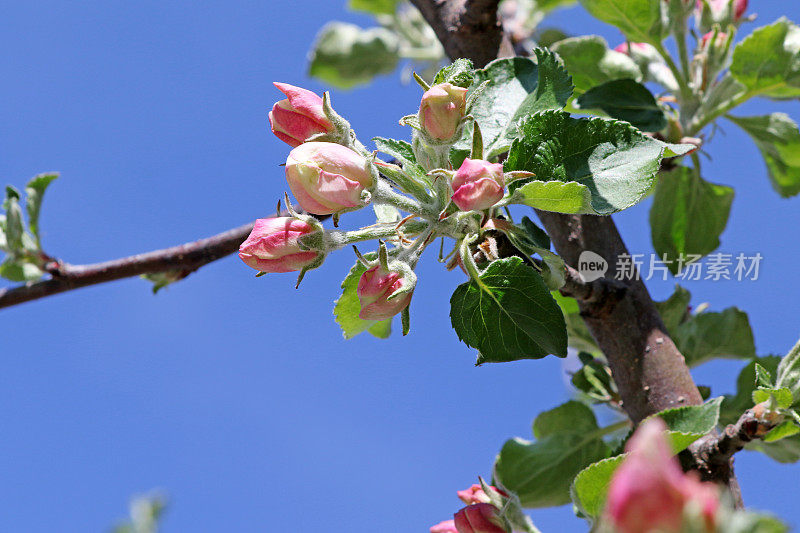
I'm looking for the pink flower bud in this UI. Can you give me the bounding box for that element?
[697,0,747,20]
[419,83,468,141]
[606,418,720,533]
[453,504,506,533]
[451,158,505,211]
[700,30,728,49]
[238,217,321,273]
[285,142,374,215]
[456,484,508,505]
[430,520,459,533]
[357,264,413,320]
[269,82,334,147]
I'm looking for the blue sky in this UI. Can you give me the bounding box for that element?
[1,1,799,531]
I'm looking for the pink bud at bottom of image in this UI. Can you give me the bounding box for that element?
[356,265,413,321]
[238,217,320,273]
[453,503,507,533]
[430,519,459,533]
[605,418,720,533]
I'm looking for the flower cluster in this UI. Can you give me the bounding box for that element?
[430,483,512,533]
[240,68,525,327]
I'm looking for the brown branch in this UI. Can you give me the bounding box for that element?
[0,222,256,309]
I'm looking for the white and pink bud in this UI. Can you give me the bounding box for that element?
[457,484,509,506]
[357,264,415,320]
[697,0,747,21]
[430,520,459,533]
[605,418,720,533]
[238,217,322,273]
[419,83,469,141]
[269,82,334,147]
[285,142,374,215]
[453,503,507,533]
[700,30,729,50]
[451,158,505,212]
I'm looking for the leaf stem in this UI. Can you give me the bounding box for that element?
[655,42,693,104]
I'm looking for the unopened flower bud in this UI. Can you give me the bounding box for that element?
[357,264,414,320]
[457,484,509,505]
[606,418,720,533]
[430,520,459,533]
[451,158,505,211]
[700,30,728,50]
[239,217,322,273]
[269,82,334,147]
[697,0,747,21]
[419,83,468,141]
[453,504,507,533]
[285,142,374,215]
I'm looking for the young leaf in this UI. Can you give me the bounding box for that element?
[372,137,427,178]
[763,421,800,443]
[654,284,691,334]
[495,403,611,508]
[432,58,475,88]
[571,352,617,403]
[672,307,756,367]
[570,454,626,519]
[727,113,800,198]
[2,186,25,253]
[505,111,667,215]
[458,50,573,158]
[579,0,668,45]
[348,0,398,15]
[649,166,734,273]
[720,357,782,426]
[552,292,601,355]
[776,339,800,406]
[747,433,800,463]
[24,172,58,244]
[504,180,595,214]
[649,397,723,452]
[0,258,44,282]
[449,257,568,363]
[308,22,400,89]
[575,79,667,132]
[729,18,800,101]
[334,255,392,339]
[752,388,794,409]
[550,35,641,94]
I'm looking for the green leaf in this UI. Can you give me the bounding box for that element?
[571,352,617,403]
[730,18,800,100]
[432,58,475,88]
[754,363,774,388]
[334,255,392,339]
[720,357,782,426]
[553,292,601,355]
[308,22,400,89]
[2,186,25,253]
[141,271,188,294]
[649,166,734,273]
[576,79,667,132]
[505,110,666,215]
[449,257,568,363]
[672,307,756,367]
[578,0,668,45]
[763,420,800,443]
[460,50,573,158]
[695,73,747,129]
[650,397,723,452]
[747,433,800,463]
[550,36,641,94]
[348,0,398,15]
[505,180,595,214]
[24,172,58,244]
[533,401,599,439]
[496,404,611,508]
[776,339,800,406]
[719,510,789,533]
[570,454,626,518]
[752,388,794,409]
[0,258,44,282]
[727,113,800,197]
[654,284,691,334]
[537,0,579,12]
[373,137,427,179]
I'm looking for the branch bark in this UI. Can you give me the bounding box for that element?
[0,222,255,309]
